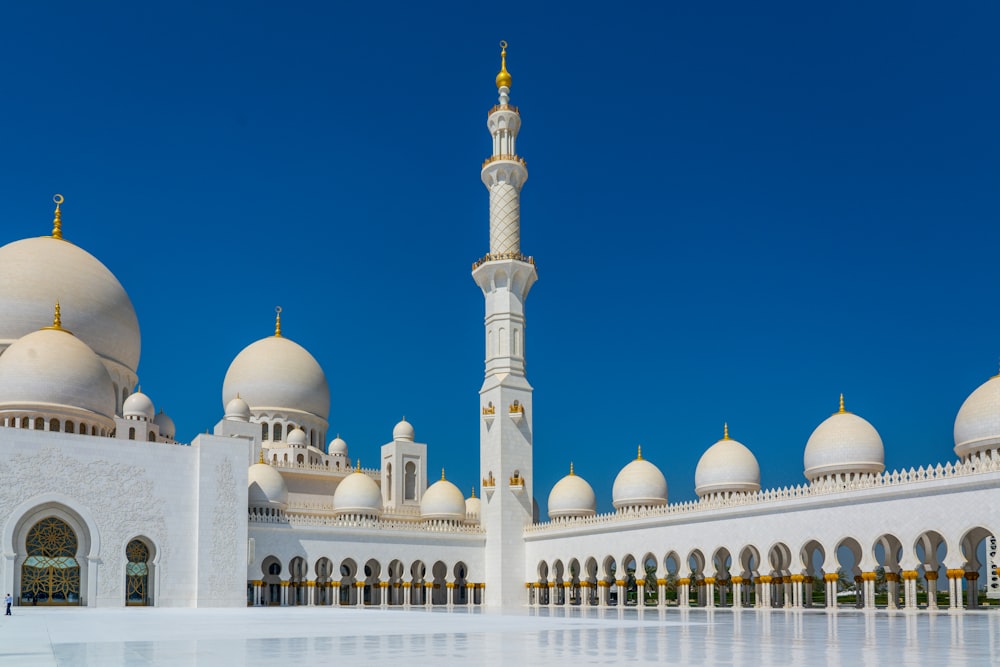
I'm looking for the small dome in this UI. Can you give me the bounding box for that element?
[954,374,1000,458]
[153,409,175,440]
[332,470,382,517]
[547,465,597,519]
[465,493,481,518]
[393,418,414,441]
[612,447,668,510]
[223,334,329,420]
[248,463,288,509]
[695,427,761,497]
[286,427,307,448]
[328,435,348,456]
[804,397,884,481]
[225,395,251,421]
[421,473,466,521]
[0,327,115,421]
[0,236,141,375]
[123,390,155,421]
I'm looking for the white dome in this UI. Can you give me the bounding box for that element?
[222,334,329,421]
[421,475,466,521]
[224,395,251,421]
[287,427,307,448]
[465,494,481,518]
[0,236,140,374]
[954,374,1000,458]
[153,409,175,439]
[332,471,382,517]
[547,466,597,519]
[248,463,288,509]
[612,448,668,509]
[328,436,348,456]
[695,431,761,497]
[123,390,155,421]
[393,418,415,441]
[804,401,884,481]
[0,327,115,421]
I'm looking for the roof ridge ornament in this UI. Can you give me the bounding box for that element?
[51,194,64,240]
[495,40,512,89]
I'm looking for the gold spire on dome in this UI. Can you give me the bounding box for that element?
[471,486,476,499]
[42,302,70,333]
[356,459,361,472]
[495,40,512,89]
[259,448,265,464]
[441,468,446,481]
[274,306,282,337]
[723,423,730,440]
[569,462,575,476]
[636,445,643,461]
[839,393,846,413]
[51,194,64,240]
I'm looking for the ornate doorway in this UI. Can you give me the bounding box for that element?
[20,517,81,606]
[126,539,151,605]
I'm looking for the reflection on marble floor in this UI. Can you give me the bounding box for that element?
[0,606,996,666]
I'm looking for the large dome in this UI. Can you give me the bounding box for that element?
[222,334,330,420]
[421,474,467,521]
[0,236,140,374]
[695,427,761,497]
[612,447,668,509]
[954,374,1000,459]
[547,465,597,519]
[804,397,884,481]
[332,471,382,517]
[0,326,115,420]
[248,463,288,510]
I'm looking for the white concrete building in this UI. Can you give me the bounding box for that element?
[0,43,997,613]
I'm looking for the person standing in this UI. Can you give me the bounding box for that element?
[4,593,11,615]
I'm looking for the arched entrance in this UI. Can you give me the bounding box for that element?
[125,538,154,606]
[21,517,81,606]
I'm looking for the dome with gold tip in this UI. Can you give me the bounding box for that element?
[495,40,512,89]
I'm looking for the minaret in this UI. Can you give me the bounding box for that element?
[472,41,537,608]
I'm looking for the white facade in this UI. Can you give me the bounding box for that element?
[0,43,997,613]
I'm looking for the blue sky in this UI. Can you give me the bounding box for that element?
[0,1,997,516]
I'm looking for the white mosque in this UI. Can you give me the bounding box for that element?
[0,44,998,613]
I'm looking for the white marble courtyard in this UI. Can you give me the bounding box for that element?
[0,606,996,666]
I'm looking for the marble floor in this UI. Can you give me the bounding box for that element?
[0,605,996,666]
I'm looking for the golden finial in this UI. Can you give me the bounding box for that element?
[495,40,512,89]
[51,194,64,240]
[636,445,643,461]
[258,448,265,464]
[42,301,68,333]
[839,393,846,414]
[274,306,282,337]
[569,462,575,476]
[441,468,446,481]
[471,486,476,499]
[723,422,730,440]
[356,459,361,472]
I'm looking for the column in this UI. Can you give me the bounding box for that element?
[965,572,979,609]
[548,581,556,608]
[731,577,743,609]
[447,582,455,609]
[425,582,433,607]
[790,575,804,608]
[804,576,814,608]
[307,581,316,606]
[946,570,963,610]
[657,579,667,608]
[824,573,839,609]
[759,576,772,608]
[615,579,625,607]
[678,578,690,607]
[885,572,900,609]
[381,581,389,608]
[926,571,939,610]
[354,582,363,607]
[704,577,716,608]
[861,572,877,609]
[564,582,573,607]
[854,576,864,608]
[526,583,533,606]
[280,580,290,606]
[251,580,261,607]
[901,571,918,609]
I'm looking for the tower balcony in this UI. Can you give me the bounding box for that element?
[482,154,527,169]
[471,252,535,271]
[487,103,519,116]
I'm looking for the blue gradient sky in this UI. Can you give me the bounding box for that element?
[1,1,997,516]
